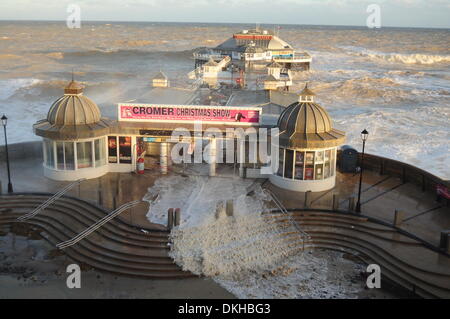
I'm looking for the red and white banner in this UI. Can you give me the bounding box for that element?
[118,104,261,125]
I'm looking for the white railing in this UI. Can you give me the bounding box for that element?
[56,200,141,249]
[17,178,86,221]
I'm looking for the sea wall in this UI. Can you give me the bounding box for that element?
[337,150,449,193]
[0,141,42,161]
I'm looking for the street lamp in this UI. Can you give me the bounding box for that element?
[1,115,13,193]
[355,129,369,213]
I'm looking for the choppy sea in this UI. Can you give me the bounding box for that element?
[0,21,448,178]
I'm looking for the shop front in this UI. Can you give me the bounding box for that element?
[34,80,263,181]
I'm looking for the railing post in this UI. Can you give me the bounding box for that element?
[174,208,181,227]
[226,200,234,217]
[167,208,174,230]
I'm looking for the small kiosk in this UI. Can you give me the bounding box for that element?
[269,85,345,192]
[33,81,113,181]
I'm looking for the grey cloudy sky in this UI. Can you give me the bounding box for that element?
[0,0,449,28]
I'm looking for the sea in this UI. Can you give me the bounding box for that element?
[0,21,449,178]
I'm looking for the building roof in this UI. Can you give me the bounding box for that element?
[34,80,112,140]
[245,46,265,53]
[153,71,168,80]
[267,61,283,68]
[264,75,278,82]
[64,80,84,94]
[47,81,102,126]
[267,37,292,50]
[277,100,345,149]
[299,83,316,96]
[204,58,219,67]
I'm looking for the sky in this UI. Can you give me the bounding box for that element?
[0,0,449,28]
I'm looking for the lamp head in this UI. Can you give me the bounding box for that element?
[361,129,369,142]
[1,115,7,127]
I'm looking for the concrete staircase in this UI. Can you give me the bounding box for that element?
[264,211,450,299]
[0,194,193,279]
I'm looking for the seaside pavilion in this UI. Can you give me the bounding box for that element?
[269,85,345,192]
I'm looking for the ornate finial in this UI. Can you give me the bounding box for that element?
[65,70,84,95]
[299,82,315,102]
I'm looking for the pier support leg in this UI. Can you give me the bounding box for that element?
[167,208,174,230]
[160,142,169,175]
[209,138,217,177]
[174,208,181,227]
[238,139,245,178]
[226,200,234,217]
[215,201,226,219]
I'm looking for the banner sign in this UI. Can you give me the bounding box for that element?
[118,104,261,125]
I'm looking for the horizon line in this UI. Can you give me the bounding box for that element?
[0,19,449,30]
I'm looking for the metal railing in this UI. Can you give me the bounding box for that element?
[56,200,141,249]
[262,188,310,250]
[17,178,86,221]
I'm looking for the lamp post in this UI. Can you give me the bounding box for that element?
[1,115,13,193]
[355,129,369,213]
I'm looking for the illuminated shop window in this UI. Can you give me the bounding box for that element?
[294,151,304,180]
[305,151,315,180]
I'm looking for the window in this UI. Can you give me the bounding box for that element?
[284,149,294,179]
[331,148,336,177]
[77,141,92,169]
[295,151,304,180]
[305,151,315,180]
[95,138,106,167]
[324,149,331,179]
[44,139,54,168]
[56,142,65,170]
[119,137,132,164]
[277,148,284,176]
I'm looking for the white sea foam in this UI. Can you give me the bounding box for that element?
[342,46,450,65]
[146,173,371,298]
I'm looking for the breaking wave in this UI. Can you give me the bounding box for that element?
[342,46,450,65]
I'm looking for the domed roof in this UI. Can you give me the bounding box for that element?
[47,81,102,126]
[277,88,345,149]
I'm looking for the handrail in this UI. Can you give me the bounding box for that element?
[56,200,141,249]
[261,188,310,250]
[17,179,86,221]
